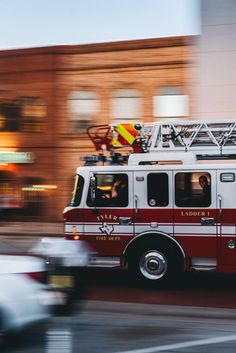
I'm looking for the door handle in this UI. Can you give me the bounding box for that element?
[134,195,139,215]
[201,217,215,226]
[119,217,132,225]
[218,194,222,219]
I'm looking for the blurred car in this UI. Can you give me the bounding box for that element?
[0,254,65,339]
[31,237,91,268]
[31,238,92,307]
[0,254,46,281]
[0,274,50,337]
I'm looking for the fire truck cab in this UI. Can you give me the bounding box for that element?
[63,121,236,284]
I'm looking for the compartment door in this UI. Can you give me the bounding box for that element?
[217,170,236,268]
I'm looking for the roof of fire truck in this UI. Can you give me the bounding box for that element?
[82,120,236,166]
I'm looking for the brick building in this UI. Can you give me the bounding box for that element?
[0,36,195,221]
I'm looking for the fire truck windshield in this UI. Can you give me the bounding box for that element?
[69,174,84,207]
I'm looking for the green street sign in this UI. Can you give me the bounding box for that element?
[0,152,33,163]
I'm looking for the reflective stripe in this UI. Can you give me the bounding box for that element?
[65,222,235,237]
[112,123,140,147]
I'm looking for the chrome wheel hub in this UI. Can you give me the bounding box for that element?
[139,250,167,280]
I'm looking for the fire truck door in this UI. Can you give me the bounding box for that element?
[217,170,236,267]
[133,171,173,236]
[83,172,134,257]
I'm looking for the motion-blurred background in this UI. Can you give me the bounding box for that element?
[0,0,233,222]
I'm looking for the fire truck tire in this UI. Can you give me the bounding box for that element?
[128,240,183,286]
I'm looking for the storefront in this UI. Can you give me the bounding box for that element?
[0,152,55,220]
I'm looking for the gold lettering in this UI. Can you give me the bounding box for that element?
[96,236,107,241]
[108,236,120,241]
[181,210,206,217]
[96,214,119,222]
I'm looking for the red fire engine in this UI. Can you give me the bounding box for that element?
[63,121,236,284]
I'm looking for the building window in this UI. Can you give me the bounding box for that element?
[21,177,47,217]
[68,91,99,134]
[0,101,20,132]
[153,87,189,119]
[20,97,46,132]
[111,89,142,123]
[175,172,211,207]
[0,97,45,132]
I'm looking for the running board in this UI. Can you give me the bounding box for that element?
[191,266,216,272]
[88,256,120,268]
[190,257,216,272]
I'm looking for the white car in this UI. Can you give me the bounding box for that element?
[0,254,64,338]
[0,254,46,280]
[0,274,50,335]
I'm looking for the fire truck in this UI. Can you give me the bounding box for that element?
[63,120,236,284]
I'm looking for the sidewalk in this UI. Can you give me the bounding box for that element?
[0,221,64,237]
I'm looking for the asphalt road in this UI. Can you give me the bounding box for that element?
[3,301,236,353]
[2,235,236,353]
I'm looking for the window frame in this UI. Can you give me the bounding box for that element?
[87,173,129,208]
[175,172,212,208]
[68,90,99,134]
[69,174,85,207]
[153,86,189,119]
[110,88,142,122]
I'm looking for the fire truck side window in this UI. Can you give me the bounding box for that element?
[147,173,169,207]
[175,172,211,207]
[69,175,84,207]
[88,173,128,207]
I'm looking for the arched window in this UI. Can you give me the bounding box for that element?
[68,91,99,133]
[20,97,46,132]
[111,89,142,123]
[153,87,189,119]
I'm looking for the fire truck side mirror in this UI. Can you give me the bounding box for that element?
[90,175,96,204]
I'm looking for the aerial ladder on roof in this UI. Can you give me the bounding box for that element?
[146,121,236,155]
[83,121,236,165]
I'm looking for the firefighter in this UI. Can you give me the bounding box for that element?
[199,175,211,204]
[102,175,128,205]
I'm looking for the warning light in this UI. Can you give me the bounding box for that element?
[73,235,80,240]
[134,124,142,131]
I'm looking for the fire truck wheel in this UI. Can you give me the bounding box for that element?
[129,242,182,285]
